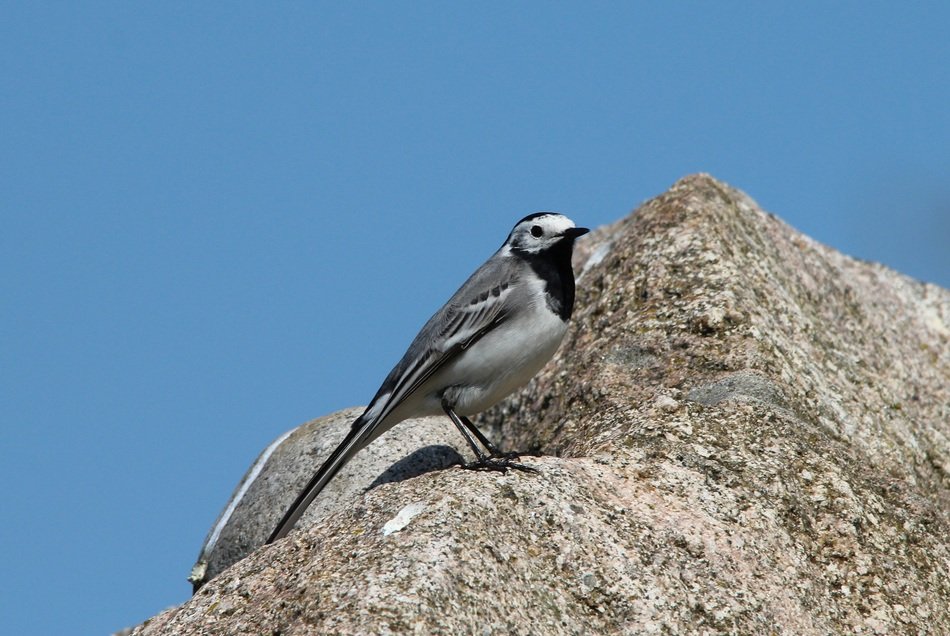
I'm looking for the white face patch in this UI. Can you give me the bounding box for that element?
[506,213,580,254]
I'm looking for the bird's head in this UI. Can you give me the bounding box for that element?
[504,213,589,256]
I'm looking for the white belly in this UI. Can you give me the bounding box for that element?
[428,299,568,416]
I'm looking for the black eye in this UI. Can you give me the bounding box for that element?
[530,225,543,238]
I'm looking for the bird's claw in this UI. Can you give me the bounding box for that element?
[489,449,523,461]
[461,456,538,474]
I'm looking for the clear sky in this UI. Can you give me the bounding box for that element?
[2,4,948,634]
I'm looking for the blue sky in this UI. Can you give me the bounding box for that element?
[2,4,948,634]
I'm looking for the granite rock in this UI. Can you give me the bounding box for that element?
[189,409,479,590]
[133,175,950,635]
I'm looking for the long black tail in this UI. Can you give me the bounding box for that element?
[266,415,373,543]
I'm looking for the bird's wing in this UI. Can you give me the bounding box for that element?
[266,256,520,544]
[362,257,519,426]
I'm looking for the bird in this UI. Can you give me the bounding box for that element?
[267,212,589,543]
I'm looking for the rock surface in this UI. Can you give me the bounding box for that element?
[134,175,950,635]
[188,409,480,590]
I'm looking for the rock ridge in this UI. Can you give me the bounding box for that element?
[131,174,949,635]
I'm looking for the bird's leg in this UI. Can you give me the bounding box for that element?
[441,400,490,462]
[441,399,536,473]
[457,414,521,461]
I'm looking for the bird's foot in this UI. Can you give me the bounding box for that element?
[461,456,538,474]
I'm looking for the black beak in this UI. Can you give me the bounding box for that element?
[562,227,590,240]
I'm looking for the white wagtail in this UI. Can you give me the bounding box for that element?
[267,213,588,543]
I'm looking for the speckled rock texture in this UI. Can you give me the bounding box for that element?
[188,409,477,591]
[133,175,950,635]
